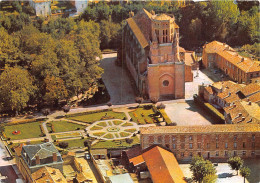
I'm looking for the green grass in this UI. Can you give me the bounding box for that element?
[103,133,114,139]
[97,122,107,127]
[91,136,140,149]
[4,122,43,140]
[47,121,86,133]
[55,132,82,139]
[8,140,44,155]
[122,122,133,127]
[115,133,119,138]
[59,138,87,149]
[67,111,126,123]
[93,132,106,137]
[124,129,137,133]
[108,121,112,126]
[90,126,103,131]
[113,120,123,125]
[120,132,130,137]
[129,107,157,124]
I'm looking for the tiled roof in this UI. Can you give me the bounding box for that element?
[129,155,145,166]
[237,83,260,97]
[142,146,186,183]
[140,124,260,134]
[31,166,67,183]
[142,8,152,19]
[205,86,214,94]
[204,41,260,73]
[152,14,172,20]
[126,18,149,48]
[246,92,260,103]
[109,173,134,183]
[22,142,61,160]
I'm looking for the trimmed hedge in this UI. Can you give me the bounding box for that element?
[193,94,225,123]
[159,109,172,125]
[65,109,112,118]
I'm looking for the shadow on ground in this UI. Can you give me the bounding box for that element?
[218,173,234,178]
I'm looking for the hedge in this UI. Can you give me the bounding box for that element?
[65,109,112,118]
[193,94,225,123]
[159,109,172,125]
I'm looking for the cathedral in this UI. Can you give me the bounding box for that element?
[120,9,192,100]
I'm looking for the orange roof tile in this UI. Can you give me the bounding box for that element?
[31,166,67,183]
[142,146,186,183]
[140,124,260,134]
[238,83,260,96]
[205,86,214,94]
[129,155,145,166]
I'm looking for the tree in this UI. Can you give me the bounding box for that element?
[41,108,50,118]
[135,97,143,104]
[0,124,5,135]
[63,105,70,114]
[126,138,133,144]
[240,166,251,183]
[58,142,68,148]
[43,75,68,106]
[0,67,35,115]
[228,156,244,175]
[190,156,217,183]
[84,140,92,153]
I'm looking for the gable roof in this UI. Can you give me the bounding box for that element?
[31,166,67,183]
[126,18,149,48]
[129,155,145,166]
[142,146,186,183]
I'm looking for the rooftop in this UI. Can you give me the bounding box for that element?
[109,173,134,183]
[140,124,260,134]
[31,166,67,183]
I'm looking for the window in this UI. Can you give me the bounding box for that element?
[197,143,201,149]
[216,151,219,157]
[181,143,185,149]
[207,143,210,149]
[243,142,246,148]
[252,142,255,148]
[173,144,176,149]
[242,151,246,156]
[216,143,219,149]
[189,152,193,157]
[166,144,170,148]
[189,144,193,149]
[181,152,184,157]
[198,152,201,156]
[163,80,169,86]
[189,136,193,141]
[172,136,176,142]
[251,151,255,157]
[234,142,237,148]
[216,135,219,141]
[234,135,237,141]
[252,134,255,141]
[225,151,228,157]
[234,151,237,156]
[158,136,162,143]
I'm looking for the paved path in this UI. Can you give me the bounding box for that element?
[100,53,136,105]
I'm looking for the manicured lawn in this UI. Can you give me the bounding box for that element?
[93,132,105,137]
[4,122,43,140]
[113,120,123,125]
[55,132,82,139]
[115,133,119,138]
[47,121,86,133]
[120,132,130,137]
[90,126,103,131]
[91,136,140,149]
[129,107,158,124]
[122,122,133,127]
[8,140,44,155]
[68,111,126,123]
[108,121,112,126]
[59,138,87,149]
[124,129,137,133]
[97,122,107,127]
[103,133,114,139]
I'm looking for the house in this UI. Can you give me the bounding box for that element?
[108,173,134,183]
[15,142,63,183]
[202,41,260,84]
[29,0,51,17]
[31,166,67,183]
[121,9,192,100]
[70,0,88,15]
[140,124,260,161]
[90,149,108,159]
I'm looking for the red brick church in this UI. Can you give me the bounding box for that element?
[120,9,194,100]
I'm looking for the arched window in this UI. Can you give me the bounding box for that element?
[163,80,169,86]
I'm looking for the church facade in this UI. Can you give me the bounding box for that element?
[120,9,186,100]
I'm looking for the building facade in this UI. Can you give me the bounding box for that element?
[202,41,260,84]
[121,9,191,100]
[15,143,63,183]
[70,0,88,15]
[140,124,260,162]
[29,0,51,17]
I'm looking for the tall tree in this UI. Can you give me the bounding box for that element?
[228,156,244,175]
[190,156,217,183]
[0,67,35,114]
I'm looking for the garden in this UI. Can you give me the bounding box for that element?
[3,121,44,140]
[67,110,126,123]
[129,105,161,124]
[47,120,86,133]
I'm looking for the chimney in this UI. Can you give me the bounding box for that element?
[241,57,244,62]
[151,10,155,15]
[41,173,46,177]
[248,101,252,105]
[238,113,242,117]
[242,117,245,121]
[53,152,57,162]
[36,155,40,165]
[52,170,56,175]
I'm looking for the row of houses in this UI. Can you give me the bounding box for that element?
[199,81,260,124]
